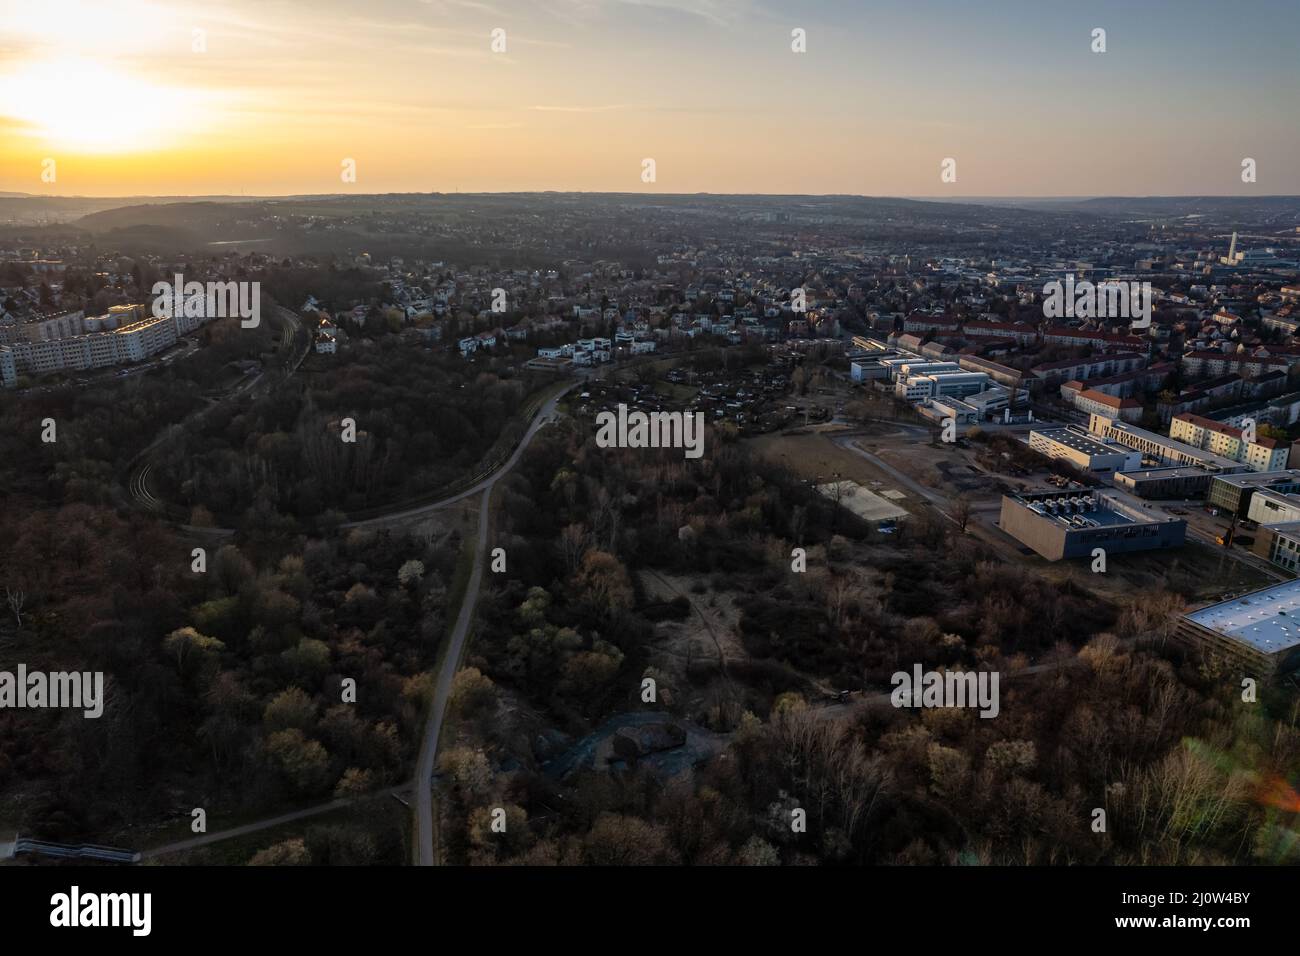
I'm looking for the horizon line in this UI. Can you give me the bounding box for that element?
[7,190,1300,202]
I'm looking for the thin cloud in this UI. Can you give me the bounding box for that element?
[530,104,629,112]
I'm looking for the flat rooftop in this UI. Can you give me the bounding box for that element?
[1211,469,1300,490]
[1032,427,1128,459]
[1117,465,1212,481]
[817,481,909,523]
[1010,489,1176,530]
[1095,419,1242,471]
[1185,579,1300,654]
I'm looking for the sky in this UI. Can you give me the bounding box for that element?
[0,0,1297,197]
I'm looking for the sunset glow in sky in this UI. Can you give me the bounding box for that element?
[1,0,1297,197]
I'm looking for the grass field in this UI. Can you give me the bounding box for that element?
[749,428,895,485]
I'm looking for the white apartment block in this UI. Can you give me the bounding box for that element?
[0,309,86,345]
[1170,413,1289,473]
[0,347,16,388]
[1073,388,1142,423]
[1,306,188,384]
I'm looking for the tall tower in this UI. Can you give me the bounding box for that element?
[1227,231,1238,262]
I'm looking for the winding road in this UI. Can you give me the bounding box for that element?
[412,382,574,865]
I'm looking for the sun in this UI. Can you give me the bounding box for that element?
[0,57,191,154]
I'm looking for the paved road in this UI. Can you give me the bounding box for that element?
[412,385,571,865]
[413,485,489,866]
[343,382,579,531]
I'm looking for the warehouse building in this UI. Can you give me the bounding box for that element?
[997,489,1186,561]
[1175,580,1300,679]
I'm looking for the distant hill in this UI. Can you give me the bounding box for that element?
[0,194,241,225]
[1003,195,1300,220]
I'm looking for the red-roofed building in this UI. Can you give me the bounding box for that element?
[1170,413,1289,472]
[1042,327,1148,351]
[1073,388,1142,422]
[902,312,961,334]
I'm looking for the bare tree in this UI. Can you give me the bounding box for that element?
[953,495,972,534]
[5,586,25,627]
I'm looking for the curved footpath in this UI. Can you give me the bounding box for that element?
[412,382,574,865]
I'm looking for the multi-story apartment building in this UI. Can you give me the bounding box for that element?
[1169,413,1289,472]
[0,346,16,388]
[0,305,184,385]
[0,309,86,345]
[1031,352,1146,386]
[1181,350,1290,378]
[1073,388,1142,422]
[1087,414,1246,473]
[1041,327,1148,352]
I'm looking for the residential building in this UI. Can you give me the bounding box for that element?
[0,346,16,388]
[1170,413,1289,472]
[1087,414,1246,473]
[1073,388,1142,422]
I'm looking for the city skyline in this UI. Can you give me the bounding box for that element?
[2,0,1298,197]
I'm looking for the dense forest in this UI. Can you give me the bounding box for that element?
[0,326,482,857]
[0,497,453,860]
[151,343,538,525]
